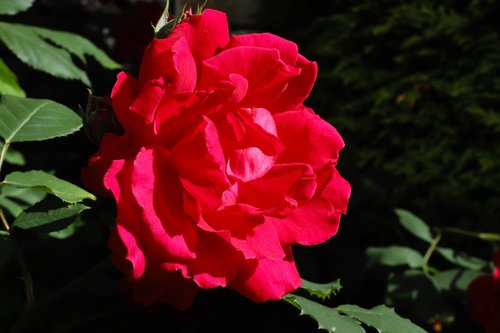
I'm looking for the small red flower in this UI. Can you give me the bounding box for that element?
[82,9,350,309]
[468,251,500,333]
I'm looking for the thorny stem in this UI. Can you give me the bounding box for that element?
[0,208,35,310]
[423,230,442,275]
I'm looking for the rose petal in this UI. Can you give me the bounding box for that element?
[170,117,229,209]
[139,37,197,92]
[231,246,301,302]
[226,33,298,66]
[111,72,139,127]
[186,230,242,289]
[275,109,345,169]
[201,209,285,261]
[131,148,197,260]
[129,77,165,124]
[237,163,316,211]
[105,159,146,280]
[271,167,351,245]
[171,9,229,63]
[200,46,299,109]
[128,261,199,309]
[274,54,318,110]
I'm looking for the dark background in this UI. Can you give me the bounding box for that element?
[1,0,498,332]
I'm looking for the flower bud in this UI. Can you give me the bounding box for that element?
[81,92,124,144]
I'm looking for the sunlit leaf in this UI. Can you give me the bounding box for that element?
[366,246,425,268]
[2,171,95,203]
[0,57,25,97]
[0,0,34,15]
[300,278,342,301]
[0,22,90,85]
[31,26,121,70]
[0,185,46,217]
[13,202,89,233]
[0,95,81,143]
[336,304,428,333]
[395,209,433,243]
[284,295,365,333]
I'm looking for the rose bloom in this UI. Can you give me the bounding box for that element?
[468,251,500,333]
[82,9,350,309]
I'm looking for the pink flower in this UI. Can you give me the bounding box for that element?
[468,251,500,333]
[82,9,350,309]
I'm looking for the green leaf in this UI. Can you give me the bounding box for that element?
[300,278,342,301]
[386,270,453,324]
[366,246,425,268]
[0,142,25,166]
[336,304,428,333]
[48,218,83,239]
[0,22,90,85]
[2,170,96,203]
[395,209,433,243]
[0,230,12,267]
[0,185,46,217]
[0,0,34,15]
[436,247,488,270]
[432,269,483,295]
[0,95,81,143]
[31,27,121,70]
[284,295,365,333]
[13,202,89,233]
[0,57,25,97]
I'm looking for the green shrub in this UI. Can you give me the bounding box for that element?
[259,0,500,230]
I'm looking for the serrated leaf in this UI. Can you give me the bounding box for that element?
[0,185,46,217]
[0,95,81,143]
[300,278,342,301]
[0,230,12,267]
[0,57,25,97]
[284,295,365,333]
[13,202,89,233]
[0,0,34,15]
[336,304,428,333]
[31,27,121,70]
[395,209,433,243]
[436,247,488,270]
[366,246,425,268]
[0,22,90,85]
[2,171,95,203]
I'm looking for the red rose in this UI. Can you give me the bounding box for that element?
[468,251,500,333]
[82,9,350,309]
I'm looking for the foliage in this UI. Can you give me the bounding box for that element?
[364,208,498,331]
[284,291,427,333]
[0,0,108,327]
[258,0,500,230]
